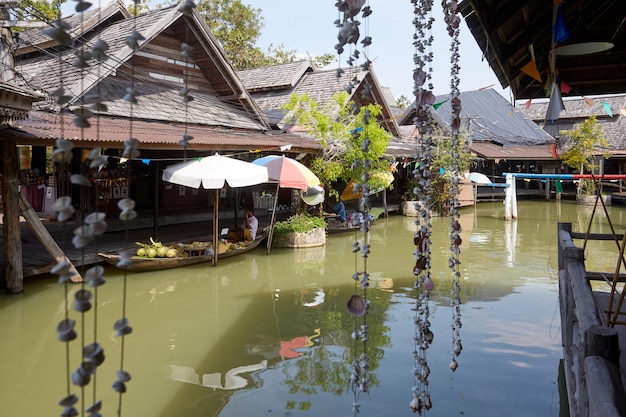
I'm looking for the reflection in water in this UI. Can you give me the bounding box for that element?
[3,200,621,417]
[504,219,517,267]
[170,360,268,390]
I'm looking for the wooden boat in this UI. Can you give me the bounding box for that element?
[326,222,364,234]
[326,207,385,234]
[99,232,267,272]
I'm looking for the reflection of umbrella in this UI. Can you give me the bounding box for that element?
[252,155,322,253]
[279,328,321,359]
[340,171,394,201]
[162,153,268,265]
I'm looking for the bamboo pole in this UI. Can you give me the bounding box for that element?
[17,194,82,283]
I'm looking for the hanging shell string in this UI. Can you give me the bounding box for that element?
[442,0,463,372]
[44,3,82,416]
[409,0,435,414]
[48,1,115,416]
[177,0,196,157]
[84,1,110,410]
[334,1,373,415]
[109,1,146,414]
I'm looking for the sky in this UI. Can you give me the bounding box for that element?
[60,1,510,102]
[244,0,510,101]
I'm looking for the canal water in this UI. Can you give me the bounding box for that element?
[1,200,623,417]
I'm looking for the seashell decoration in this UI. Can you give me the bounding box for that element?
[72,225,94,249]
[56,318,78,342]
[85,265,106,287]
[70,174,92,187]
[73,289,93,313]
[51,2,141,415]
[91,39,109,61]
[51,260,75,283]
[52,196,75,222]
[85,400,102,415]
[83,342,105,367]
[113,318,133,337]
[71,361,96,387]
[59,393,79,407]
[346,294,367,317]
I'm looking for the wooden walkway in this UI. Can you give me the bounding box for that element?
[558,223,626,417]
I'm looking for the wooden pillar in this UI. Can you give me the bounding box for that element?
[1,130,24,293]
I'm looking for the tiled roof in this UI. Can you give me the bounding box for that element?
[81,77,266,130]
[238,60,314,92]
[246,65,399,132]
[15,0,131,54]
[16,7,176,96]
[10,111,321,154]
[15,4,271,133]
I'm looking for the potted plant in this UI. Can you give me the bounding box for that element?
[401,128,473,216]
[400,177,421,217]
[271,214,327,248]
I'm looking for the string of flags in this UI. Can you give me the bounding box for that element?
[520,1,618,122]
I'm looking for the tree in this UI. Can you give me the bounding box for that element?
[161,0,335,70]
[560,116,609,196]
[396,94,410,109]
[19,0,66,20]
[402,125,473,215]
[193,0,268,69]
[281,91,392,200]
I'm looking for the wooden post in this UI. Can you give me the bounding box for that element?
[18,194,82,283]
[1,130,23,293]
[584,325,619,365]
[212,189,219,266]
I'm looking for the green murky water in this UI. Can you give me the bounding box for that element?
[1,199,622,416]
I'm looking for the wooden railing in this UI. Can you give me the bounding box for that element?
[557,222,626,417]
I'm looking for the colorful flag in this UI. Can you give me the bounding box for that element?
[545,82,564,122]
[560,81,572,94]
[433,100,447,110]
[601,102,613,117]
[553,6,571,44]
[549,143,558,158]
[521,60,542,82]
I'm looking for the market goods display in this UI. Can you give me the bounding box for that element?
[135,237,181,258]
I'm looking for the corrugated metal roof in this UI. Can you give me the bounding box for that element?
[520,95,626,152]
[400,89,554,146]
[10,111,321,153]
[470,142,558,160]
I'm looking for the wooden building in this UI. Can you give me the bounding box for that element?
[10,2,321,215]
[398,88,557,197]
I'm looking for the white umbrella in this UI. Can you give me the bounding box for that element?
[162,153,268,189]
[162,153,268,265]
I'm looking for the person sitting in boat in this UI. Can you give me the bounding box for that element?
[226,205,258,242]
[334,200,346,223]
[325,197,347,223]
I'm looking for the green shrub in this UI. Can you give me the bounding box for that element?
[273,214,326,234]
